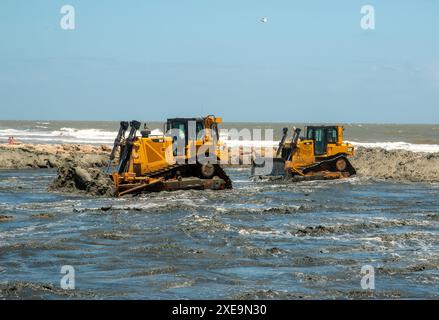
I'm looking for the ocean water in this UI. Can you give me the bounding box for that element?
[1,120,438,299]
[0,168,438,299]
[1,120,439,152]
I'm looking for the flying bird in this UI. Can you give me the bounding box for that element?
[260,17,268,23]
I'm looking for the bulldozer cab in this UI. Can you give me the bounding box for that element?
[167,118,197,147]
[306,126,339,156]
[165,116,220,156]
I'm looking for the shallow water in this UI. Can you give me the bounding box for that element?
[0,168,438,299]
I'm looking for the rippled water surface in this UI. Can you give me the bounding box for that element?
[0,168,438,299]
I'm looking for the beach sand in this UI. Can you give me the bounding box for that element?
[0,143,110,169]
[1,143,439,196]
[351,147,439,183]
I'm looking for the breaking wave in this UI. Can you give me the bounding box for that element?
[1,127,439,153]
[348,141,439,153]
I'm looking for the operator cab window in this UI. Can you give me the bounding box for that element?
[307,128,323,142]
[168,121,187,156]
[171,122,186,140]
[315,129,322,142]
[307,127,326,155]
[327,127,337,143]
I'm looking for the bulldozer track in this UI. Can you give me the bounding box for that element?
[144,162,232,189]
[301,154,356,176]
[251,154,356,178]
[146,163,186,178]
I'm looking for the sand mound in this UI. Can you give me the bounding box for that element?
[3,143,439,197]
[48,160,114,197]
[0,143,110,169]
[351,147,439,182]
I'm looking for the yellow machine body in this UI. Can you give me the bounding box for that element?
[109,115,231,196]
[253,125,356,179]
[285,127,354,169]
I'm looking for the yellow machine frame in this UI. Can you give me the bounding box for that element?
[109,116,230,196]
[253,125,356,179]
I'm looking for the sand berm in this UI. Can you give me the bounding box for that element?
[0,144,114,196]
[1,143,439,196]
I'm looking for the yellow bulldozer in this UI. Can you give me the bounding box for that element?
[108,115,232,196]
[252,125,356,180]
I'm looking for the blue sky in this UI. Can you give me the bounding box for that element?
[0,0,438,123]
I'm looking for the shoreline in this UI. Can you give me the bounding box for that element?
[1,143,439,183]
[0,143,110,169]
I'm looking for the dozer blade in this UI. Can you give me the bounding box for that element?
[106,121,129,172]
[213,164,233,189]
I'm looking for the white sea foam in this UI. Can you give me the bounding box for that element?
[1,127,438,153]
[225,139,439,153]
[222,139,278,149]
[348,141,439,153]
[0,128,117,144]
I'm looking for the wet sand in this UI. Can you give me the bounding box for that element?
[351,147,439,182]
[0,144,110,169]
[1,144,439,196]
